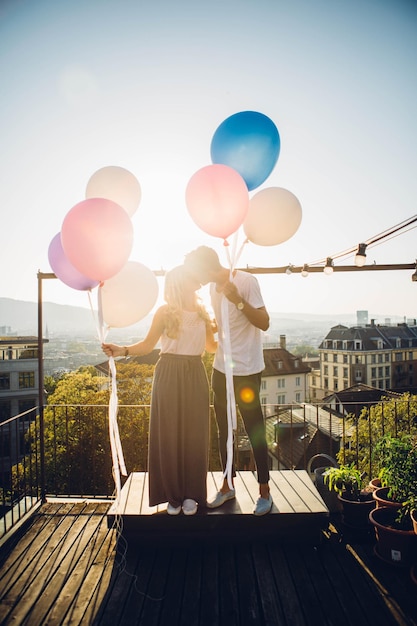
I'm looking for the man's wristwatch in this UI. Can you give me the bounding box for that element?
[236,301,245,310]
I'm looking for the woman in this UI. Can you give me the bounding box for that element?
[102,265,216,516]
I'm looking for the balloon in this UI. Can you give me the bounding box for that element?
[186,164,249,240]
[210,111,280,191]
[61,198,133,281]
[243,187,302,246]
[100,261,159,327]
[48,233,99,291]
[86,166,141,217]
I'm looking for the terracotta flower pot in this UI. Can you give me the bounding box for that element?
[369,506,417,567]
[412,509,417,535]
[372,486,403,510]
[338,491,375,530]
[368,477,381,492]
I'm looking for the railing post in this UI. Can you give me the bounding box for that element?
[37,271,56,503]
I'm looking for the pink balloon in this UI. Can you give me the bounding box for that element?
[100,261,159,327]
[48,233,99,291]
[185,164,249,239]
[61,198,133,282]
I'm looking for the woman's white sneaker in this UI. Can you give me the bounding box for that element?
[182,499,198,515]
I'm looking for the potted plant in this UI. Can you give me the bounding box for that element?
[369,435,417,566]
[372,434,417,509]
[323,463,375,529]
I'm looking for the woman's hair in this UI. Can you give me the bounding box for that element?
[163,265,209,338]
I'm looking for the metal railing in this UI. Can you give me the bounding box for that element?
[1,396,416,542]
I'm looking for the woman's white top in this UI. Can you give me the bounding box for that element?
[160,310,206,356]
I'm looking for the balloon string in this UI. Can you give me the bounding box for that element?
[221,231,246,490]
[88,288,127,505]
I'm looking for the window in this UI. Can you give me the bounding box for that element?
[378,354,383,363]
[295,392,301,403]
[294,360,299,368]
[324,365,328,376]
[334,380,338,390]
[277,394,286,404]
[378,367,383,378]
[385,354,390,362]
[324,378,328,389]
[333,366,338,377]
[261,380,267,390]
[343,355,348,364]
[0,374,10,389]
[395,353,402,362]
[385,366,390,376]
[0,400,11,423]
[355,370,362,381]
[295,376,301,387]
[371,367,376,378]
[261,397,267,405]
[19,371,35,389]
[371,354,376,364]
[277,379,285,388]
[355,341,362,350]
[323,353,328,362]
[343,368,348,379]
[333,354,338,362]
[19,399,36,420]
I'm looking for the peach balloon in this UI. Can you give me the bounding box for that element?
[186,164,249,240]
[243,187,302,246]
[86,166,141,217]
[100,261,159,327]
[61,198,133,281]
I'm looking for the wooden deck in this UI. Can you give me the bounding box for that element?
[108,470,329,542]
[0,475,417,625]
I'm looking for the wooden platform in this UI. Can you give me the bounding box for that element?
[108,470,329,542]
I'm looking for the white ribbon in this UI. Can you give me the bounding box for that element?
[89,288,127,504]
[221,235,249,490]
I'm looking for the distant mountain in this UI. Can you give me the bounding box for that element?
[1,297,406,340]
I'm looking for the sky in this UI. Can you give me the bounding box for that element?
[1,0,416,325]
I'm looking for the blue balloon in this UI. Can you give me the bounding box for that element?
[210,111,280,191]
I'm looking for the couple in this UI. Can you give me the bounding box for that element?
[102,246,272,517]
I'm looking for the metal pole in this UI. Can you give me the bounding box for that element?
[37,271,56,503]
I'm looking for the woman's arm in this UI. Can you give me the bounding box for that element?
[102,306,166,358]
[205,318,218,353]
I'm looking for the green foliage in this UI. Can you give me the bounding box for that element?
[337,393,417,477]
[373,433,417,503]
[323,463,365,499]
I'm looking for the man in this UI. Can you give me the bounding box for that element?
[184,246,272,516]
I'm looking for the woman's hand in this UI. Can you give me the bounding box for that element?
[102,343,124,358]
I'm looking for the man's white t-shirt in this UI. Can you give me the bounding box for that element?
[211,270,266,376]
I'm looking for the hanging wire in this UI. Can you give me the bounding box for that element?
[304,214,417,269]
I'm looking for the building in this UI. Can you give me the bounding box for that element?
[260,336,311,415]
[0,336,48,485]
[318,321,417,397]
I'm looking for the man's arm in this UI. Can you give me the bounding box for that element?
[221,281,270,331]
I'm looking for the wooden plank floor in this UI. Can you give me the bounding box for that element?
[1,500,417,625]
[108,470,329,542]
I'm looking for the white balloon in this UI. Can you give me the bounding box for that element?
[100,261,158,327]
[243,187,302,246]
[86,166,141,217]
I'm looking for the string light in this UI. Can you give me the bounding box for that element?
[301,264,309,277]
[412,261,417,283]
[285,264,293,275]
[355,243,367,267]
[323,258,334,275]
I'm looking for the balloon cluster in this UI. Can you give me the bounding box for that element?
[186,110,302,248]
[48,165,158,327]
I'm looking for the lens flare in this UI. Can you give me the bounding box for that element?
[239,386,255,404]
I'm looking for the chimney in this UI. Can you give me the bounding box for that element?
[279,335,286,350]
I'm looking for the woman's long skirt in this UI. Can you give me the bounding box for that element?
[148,353,209,507]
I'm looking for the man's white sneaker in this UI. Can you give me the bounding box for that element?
[206,489,236,509]
[253,494,273,516]
[182,499,198,516]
